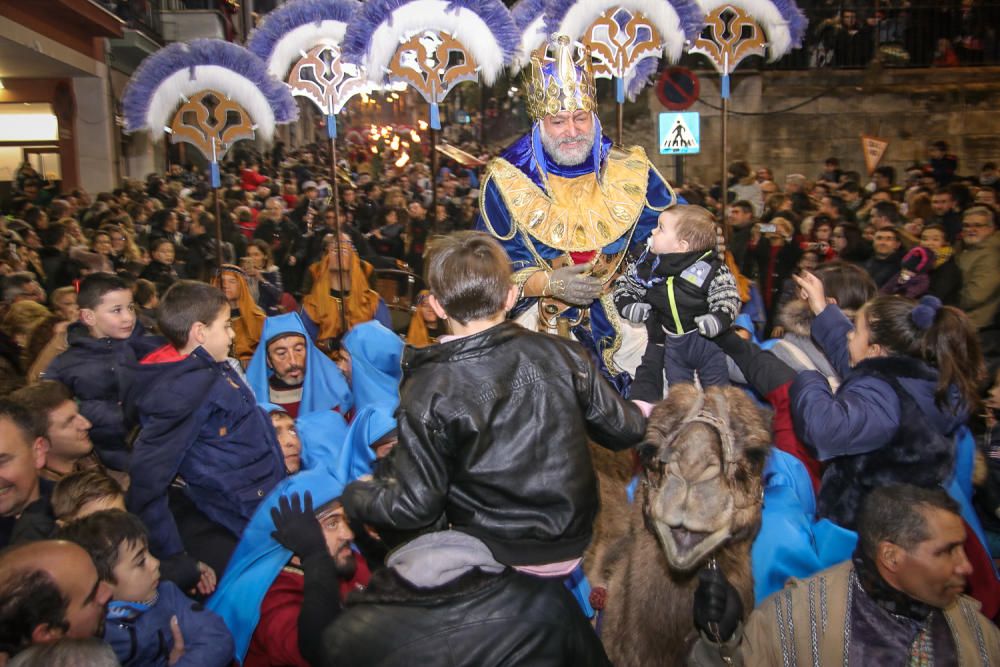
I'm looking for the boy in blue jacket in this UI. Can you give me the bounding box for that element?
[42,273,160,472]
[59,509,233,667]
[126,281,285,577]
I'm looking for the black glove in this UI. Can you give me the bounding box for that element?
[693,566,743,643]
[270,492,327,560]
[544,263,604,306]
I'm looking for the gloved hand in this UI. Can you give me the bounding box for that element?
[693,566,743,643]
[544,264,604,306]
[621,302,651,323]
[270,492,327,560]
[695,314,723,338]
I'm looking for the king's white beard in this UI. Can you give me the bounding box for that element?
[539,124,595,167]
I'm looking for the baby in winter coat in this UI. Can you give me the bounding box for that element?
[613,205,740,398]
[880,246,935,299]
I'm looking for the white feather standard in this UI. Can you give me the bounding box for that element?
[266,20,350,79]
[552,0,687,63]
[512,15,547,71]
[361,0,509,86]
[697,0,792,59]
[144,66,277,143]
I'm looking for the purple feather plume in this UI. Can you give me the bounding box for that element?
[341,0,519,64]
[625,55,659,100]
[511,0,546,30]
[772,0,808,48]
[544,0,705,43]
[247,0,361,61]
[123,39,297,133]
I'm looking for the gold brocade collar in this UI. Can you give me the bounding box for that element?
[486,145,651,252]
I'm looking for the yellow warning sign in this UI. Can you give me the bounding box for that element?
[861,135,889,175]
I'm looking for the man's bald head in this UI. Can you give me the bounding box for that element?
[0,540,112,652]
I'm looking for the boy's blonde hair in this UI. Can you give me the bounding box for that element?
[664,205,717,253]
[425,231,511,325]
[51,470,124,522]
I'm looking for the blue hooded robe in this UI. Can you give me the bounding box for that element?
[245,312,352,415]
[206,411,350,663]
[342,320,403,411]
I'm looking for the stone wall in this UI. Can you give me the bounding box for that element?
[620,66,1000,187]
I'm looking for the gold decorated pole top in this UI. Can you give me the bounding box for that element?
[167,90,255,161]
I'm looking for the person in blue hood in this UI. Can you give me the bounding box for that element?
[208,410,377,666]
[246,312,352,419]
[341,321,403,411]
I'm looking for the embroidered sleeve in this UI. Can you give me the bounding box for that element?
[707,264,741,330]
[612,257,649,316]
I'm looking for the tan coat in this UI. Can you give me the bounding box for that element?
[956,232,1000,329]
[689,561,1000,666]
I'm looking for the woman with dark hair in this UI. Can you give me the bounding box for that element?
[244,239,284,316]
[788,280,1000,614]
[831,222,870,264]
[800,214,837,263]
[140,238,179,296]
[920,224,962,305]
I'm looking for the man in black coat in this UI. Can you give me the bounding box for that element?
[321,530,610,667]
[863,228,904,288]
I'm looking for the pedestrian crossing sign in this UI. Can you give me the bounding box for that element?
[659,112,700,155]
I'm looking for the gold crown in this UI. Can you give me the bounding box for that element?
[524,35,597,121]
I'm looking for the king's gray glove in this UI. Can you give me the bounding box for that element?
[621,302,651,323]
[545,264,604,306]
[695,314,723,338]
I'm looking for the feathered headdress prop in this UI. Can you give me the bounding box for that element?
[510,0,549,71]
[123,39,297,145]
[544,0,704,101]
[695,0,807,62]
[341,0,519,128]
[247,0,371,120]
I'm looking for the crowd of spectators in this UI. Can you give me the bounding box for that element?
[0,131,998,665]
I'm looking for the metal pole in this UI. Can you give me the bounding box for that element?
[675,154,684,187]
[616,102,624,146]
[211,138,223,269]
[213,186,224,269]
[328,115,348,336]
[430,126,439,235]
[720,95,728,232]
[719,55,731,246]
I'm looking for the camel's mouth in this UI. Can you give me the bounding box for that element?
[671,527,711,552]
[652,521,729,573]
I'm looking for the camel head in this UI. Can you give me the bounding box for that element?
[638,385,770,573]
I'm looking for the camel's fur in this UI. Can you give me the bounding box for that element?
[585,385,770,666]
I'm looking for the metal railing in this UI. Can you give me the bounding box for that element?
[101,0,164,42]
[724,2,1000,70]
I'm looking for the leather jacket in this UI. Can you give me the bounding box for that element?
[322,567,612,666]
[342,321,646,566]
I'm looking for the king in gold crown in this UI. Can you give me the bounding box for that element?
[525,34,597,121]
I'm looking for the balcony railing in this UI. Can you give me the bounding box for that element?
[100,0,164,42]
[682,2,1000,70]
